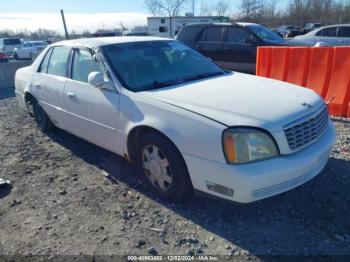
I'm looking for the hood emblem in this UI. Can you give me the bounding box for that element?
[302,103,313,109]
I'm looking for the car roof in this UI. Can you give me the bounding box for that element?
[319,24,350,29]
[53,36,172,48]
[236,22,260,27]
[25,41,47,43]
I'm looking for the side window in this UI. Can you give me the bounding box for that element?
[316,27,337,37]
[47,46,71,77]
[38,48,53,73]
[225,28,254,44]
[337,27,350,37]
[71,48,106,83]
[204,27,224,42]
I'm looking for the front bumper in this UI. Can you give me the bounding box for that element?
[183,121,336,203]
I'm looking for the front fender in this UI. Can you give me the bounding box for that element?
[117,90,227,164]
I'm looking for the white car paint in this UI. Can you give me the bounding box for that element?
[0,38,21,57]
[14,41,48,60]
[295,24,350,46]
[15,37,336,203]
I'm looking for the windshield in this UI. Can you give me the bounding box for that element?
[4,39,21,45]
[248,25,284,42]
[101,41,225,92]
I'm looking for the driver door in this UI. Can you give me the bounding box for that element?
[63,47,120,153]
[221,26,258,74]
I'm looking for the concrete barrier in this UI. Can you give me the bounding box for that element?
[0,60,32,89]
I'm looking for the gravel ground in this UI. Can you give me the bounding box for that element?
[0,88,349,260]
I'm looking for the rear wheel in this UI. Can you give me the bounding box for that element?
[32,99,55,132]
[137,132,193,202]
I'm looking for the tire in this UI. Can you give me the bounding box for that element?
[32,99,55,132]
[137,132,193,202]
[14,53,19,60]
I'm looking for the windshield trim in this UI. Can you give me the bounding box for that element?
[100,40,226,93]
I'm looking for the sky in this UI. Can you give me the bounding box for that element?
[0,0,289,33]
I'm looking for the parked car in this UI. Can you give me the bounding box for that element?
[13,41,48,60]
[277,25,302,38]
[0,38,21,58]
[0,51,8,63]
[295,24,350,46]
[303,23,322,33]
[15,37,335,204]
[176,22,311,74]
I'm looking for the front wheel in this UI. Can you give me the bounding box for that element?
[137,132,193,202]
[32,99,55,132]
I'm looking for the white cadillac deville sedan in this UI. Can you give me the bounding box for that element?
[15,37,336,203]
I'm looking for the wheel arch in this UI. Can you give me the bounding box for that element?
[127,125,182,163]
[126,124,194,194]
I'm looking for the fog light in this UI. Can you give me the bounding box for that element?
[205,181,234,197]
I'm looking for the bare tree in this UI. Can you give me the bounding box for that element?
[144,0,188,17]
[240,0,264,21]
[213,1,230,16]
[199,0,212,16]
[288,0,309,26]
[144,0,163,16]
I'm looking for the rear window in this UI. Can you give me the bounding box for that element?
[4,39,21,45]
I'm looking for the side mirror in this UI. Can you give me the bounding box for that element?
[88,71,105,87]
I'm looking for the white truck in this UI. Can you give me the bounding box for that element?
[147,16,229,38]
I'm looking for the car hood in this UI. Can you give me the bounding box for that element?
[141,73,324,131]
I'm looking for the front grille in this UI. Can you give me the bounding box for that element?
[284,107,329,151]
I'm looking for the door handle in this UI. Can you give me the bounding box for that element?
[66,92,76,98]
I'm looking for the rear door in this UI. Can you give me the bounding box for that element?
[31,46,71,127]
[221,26,258,73]
[63,47,120,152]
[337,26,350,45]
[195,25,225,62]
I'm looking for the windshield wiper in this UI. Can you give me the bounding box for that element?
[183,71,225,82]
[150,71,225,90]
[153,79,185,88]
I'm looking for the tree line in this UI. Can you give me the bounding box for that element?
[1,0,350,39]
[145,0,350,27]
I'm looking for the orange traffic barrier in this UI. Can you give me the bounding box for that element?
[256,46,350,118]
[325,47,350,117]
[287,48,311,86]
[269,47,290,81]
[256,47,271,77]
[306,47,334,98]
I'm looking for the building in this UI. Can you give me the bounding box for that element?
[147,16,230,38]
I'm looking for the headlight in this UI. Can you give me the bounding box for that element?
[223,128,279,164]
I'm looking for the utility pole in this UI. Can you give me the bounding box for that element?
[192,0,195,16]
[60,9,69,40]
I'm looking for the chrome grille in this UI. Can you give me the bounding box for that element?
[284,107,329,151]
